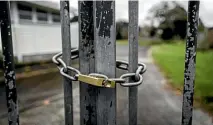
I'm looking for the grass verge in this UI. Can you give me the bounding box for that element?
[151,42,213,114]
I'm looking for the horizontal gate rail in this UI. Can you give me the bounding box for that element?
[181,1,200,125]
[60,1,73,125]
[128,1,139,125]
[0,1,19,125]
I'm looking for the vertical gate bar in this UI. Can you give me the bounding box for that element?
[128,1,138,125]
[181,1,200,125]
[79,1,97,125]
[94,1,116,125]
[60,1,73,125]
[0,1,19,125]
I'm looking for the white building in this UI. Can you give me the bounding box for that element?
[0,1,79,63]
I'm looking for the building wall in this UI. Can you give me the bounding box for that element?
[0,1,79,63]
[0,22,78,63]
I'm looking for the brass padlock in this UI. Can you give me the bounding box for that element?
[78,74,115,88]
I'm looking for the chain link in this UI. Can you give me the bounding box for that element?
[52,48,147,87]
[120,73,143,87]
[60,66,80,81]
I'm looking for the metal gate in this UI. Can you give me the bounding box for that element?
[0,1,200,125]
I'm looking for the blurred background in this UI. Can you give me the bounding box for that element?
[0,0,213,125]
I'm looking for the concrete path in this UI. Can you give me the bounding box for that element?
[0,46,212,125]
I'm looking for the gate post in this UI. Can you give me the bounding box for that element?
[94,1,116,125]
[79,1,97,125]
[0,1,19,125]
[60,1,73,125]
[181,1,200,125]
[128,1,139,125]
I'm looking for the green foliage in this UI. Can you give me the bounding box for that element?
[116,20,143,39]
[116,21,128,39]
[148,2,195,40]
[149,1,187,28]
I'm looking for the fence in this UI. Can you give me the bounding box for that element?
[0,1,200,125]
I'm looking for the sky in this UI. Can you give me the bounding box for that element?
[51,0,213,28]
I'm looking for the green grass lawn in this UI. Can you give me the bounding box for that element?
[152,42,213,112]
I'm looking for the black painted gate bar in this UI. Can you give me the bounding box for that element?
[94,1,116,125]
[79,1,97,125]
[60,1,73,125]
[181,1,200,125]
[0,1,19,125]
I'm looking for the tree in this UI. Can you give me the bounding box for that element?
[148,1,188,40]
[150,27,156,37]
[116,20,128,39]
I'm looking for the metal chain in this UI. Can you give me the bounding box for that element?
[52,48,147,87]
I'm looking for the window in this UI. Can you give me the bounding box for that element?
[52,13,60,23]
[17,4,32,21]
[36,9,48,22]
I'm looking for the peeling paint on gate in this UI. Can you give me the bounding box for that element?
[94,1,116,125]
[79,1,97,125]
[0,1,19,125]
[181,1,200,125]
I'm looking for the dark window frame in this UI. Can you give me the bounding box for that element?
[36,8,48,22]
[52,12,60,23]
[17,3,33,21]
